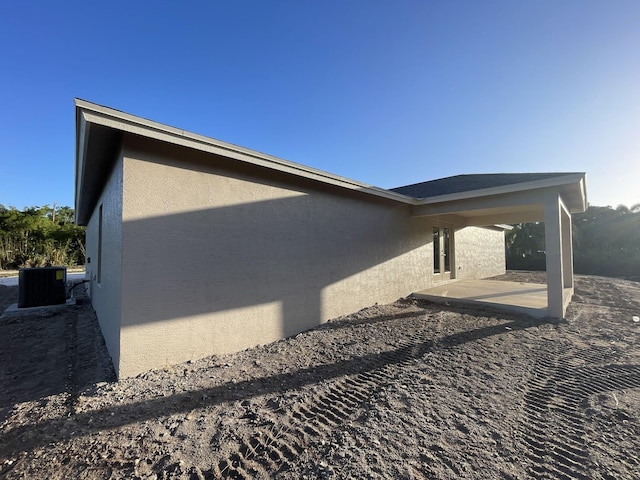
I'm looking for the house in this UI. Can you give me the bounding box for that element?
[75,99,587,378]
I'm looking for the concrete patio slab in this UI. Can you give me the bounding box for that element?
[412,279,549,319]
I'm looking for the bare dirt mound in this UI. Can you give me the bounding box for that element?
[1,273,639,479]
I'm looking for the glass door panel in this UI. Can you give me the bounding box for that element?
[433,226,453,281]
[443,227,451,273]
[433,227,440,274]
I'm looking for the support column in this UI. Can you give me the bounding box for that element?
[561,206,574,291]
[544,193,565,318]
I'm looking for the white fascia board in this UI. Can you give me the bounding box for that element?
[74,109,89,223]
[578,176,588,211]
[413,173,586,206]
[74,99,415,205]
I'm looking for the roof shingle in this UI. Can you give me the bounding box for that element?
[390,173,582,199]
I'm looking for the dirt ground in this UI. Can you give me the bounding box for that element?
[1,272,639,480]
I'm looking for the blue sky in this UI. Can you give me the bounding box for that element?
[1,1,639,210]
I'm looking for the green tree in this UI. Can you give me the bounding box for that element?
[0,205,85,269]
[507,204,640,279]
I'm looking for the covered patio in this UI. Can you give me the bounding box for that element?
[393,173,587,319]
[413,278,562,319]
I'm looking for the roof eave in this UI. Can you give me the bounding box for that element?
[414,173,587,212]
[74,99,588,223]
[73,99,415,219]
[74,107,89,224]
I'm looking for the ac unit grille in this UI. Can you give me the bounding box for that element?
[18,267,67,308]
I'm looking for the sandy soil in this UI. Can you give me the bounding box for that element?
[1,272,639,479]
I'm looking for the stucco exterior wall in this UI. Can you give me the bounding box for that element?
[453,226,506,280]
[114,136,433,377]
[84,152,124,374]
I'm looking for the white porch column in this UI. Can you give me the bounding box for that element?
[544,193,566,318]
[561,205,574,292]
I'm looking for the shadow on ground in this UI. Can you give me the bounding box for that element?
[1,296,552,458]
[0,286,115,418]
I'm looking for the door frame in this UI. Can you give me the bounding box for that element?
[433,225,454,282]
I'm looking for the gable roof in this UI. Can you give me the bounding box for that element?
[75,99,587,225]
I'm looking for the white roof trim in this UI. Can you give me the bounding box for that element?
[75,99,415,205]
[413,173,586,205]
[75,99,587,220]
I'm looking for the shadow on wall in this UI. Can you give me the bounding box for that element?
[114,185,431,340]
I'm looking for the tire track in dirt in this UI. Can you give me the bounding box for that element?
[198,312,561,478]
[205,335,434,478]
[523,345,640,479]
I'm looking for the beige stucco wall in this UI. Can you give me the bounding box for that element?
[113,136,437,377]
[453,226,506,280]
[84,135,507,378]
[84,151,124,374]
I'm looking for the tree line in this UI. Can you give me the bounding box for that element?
[0,205,86,270]
[507,204,640,280]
